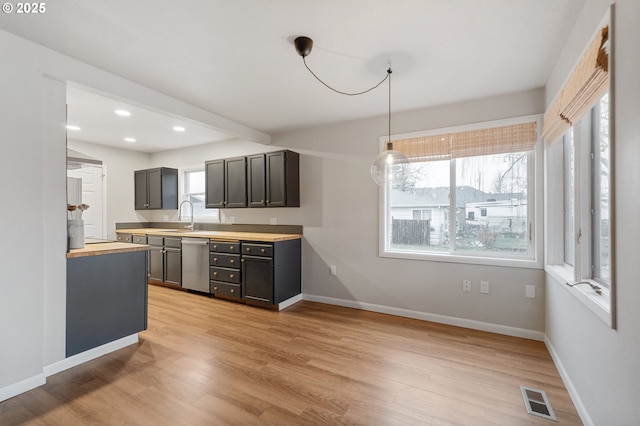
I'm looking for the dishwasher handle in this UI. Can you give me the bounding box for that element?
[181,239,209,246]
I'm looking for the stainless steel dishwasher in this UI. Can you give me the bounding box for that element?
[181,238,210,293]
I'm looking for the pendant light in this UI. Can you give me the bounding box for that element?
[293,36,408,185]
[370,67,408,186]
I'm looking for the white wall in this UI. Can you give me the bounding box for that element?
[544,0,640,423]
[0,29,48,395]
[67,139,151,239]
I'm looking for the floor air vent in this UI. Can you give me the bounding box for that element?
[520,386,557,421]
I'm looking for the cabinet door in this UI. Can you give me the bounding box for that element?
[266,151,286,207]
[242,255,273,303]
[148,246,164,282]
[134,170,149,210]
[247,154,266,207]
[225,157,247,208]
[146,168,163,209]
[205,160,225,208]
[164,247,182,286]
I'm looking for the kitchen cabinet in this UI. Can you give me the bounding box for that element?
[225,156,247,208]
[66,249,148,357]
[134,167,178,210]
[247,154,266,207]
[265,150,300,207]
[205,159,225,208]
[148,236,181,286]
[210,241,241,299]
[205,150,300,209]
[241,239,301,306]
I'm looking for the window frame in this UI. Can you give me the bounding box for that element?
[545,94,613,327]
[378,115,544,269]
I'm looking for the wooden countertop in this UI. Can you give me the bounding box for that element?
[67,242,151,259]
[117,228,302,242]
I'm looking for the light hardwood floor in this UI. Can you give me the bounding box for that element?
[0,285,581,425]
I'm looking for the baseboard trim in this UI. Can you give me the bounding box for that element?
[43,334,139,377]
[278,294,303,311]
[302,294,544,341]
[0,373,46,402]
[545,336,594,426]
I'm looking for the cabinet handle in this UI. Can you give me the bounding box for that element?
[230,246,234,250]
[213,286,218,291]
[230,274,234,279]
[213,245,218,249]
[213,257,218,262]
[219,202,223,206]
[230,259,235,264]
[241,259,245,263]
[246,247,251,252]
[260,200,264,203]
[261,248,266,253]
[230,289,235,293]
[213,272,218,276]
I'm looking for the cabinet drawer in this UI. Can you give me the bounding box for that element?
[209,253,240,268]
[147,235,164,247]
[242,243,272,257]
[132,235,147,244]
[116,233,133,243]
[164,237,182,248]
[209,241,240,254]
[210,266,240,283]
[210,281,240,298]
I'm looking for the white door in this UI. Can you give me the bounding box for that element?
[67,165,105,239]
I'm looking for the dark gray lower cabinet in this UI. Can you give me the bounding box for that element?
[148,236,181,286]
[209,239,301,307]
[66,250,148,357]
[241,240,301,305]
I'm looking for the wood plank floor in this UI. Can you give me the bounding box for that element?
[0,285,582,425]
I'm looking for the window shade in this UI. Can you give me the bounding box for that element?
[394,121,537,162]
[542,26,609,144]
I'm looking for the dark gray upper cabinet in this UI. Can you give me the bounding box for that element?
[266,150,299,207]
[225,156,247,208]
[247,154,266,207]
[134,167,178,210]
[205,159,225,208]
[205,150,299,209]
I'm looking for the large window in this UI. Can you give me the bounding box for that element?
[183,169,219,221]
[382,118,539,265]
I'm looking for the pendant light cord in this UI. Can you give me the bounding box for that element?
[388,66,392,146]
[303,56,391,96]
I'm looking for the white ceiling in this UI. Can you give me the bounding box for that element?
[0,0,586,152]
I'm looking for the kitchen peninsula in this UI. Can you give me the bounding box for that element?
[66,242,150,357]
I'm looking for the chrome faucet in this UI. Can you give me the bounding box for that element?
[178,200,194,230]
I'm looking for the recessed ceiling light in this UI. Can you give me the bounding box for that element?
[172,126,186,132]
[124,137,136,143]
[115,109,131,117]
[66,125,81,131]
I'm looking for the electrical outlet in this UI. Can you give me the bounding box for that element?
[462,280,472,293]
[480,281,490,294]
[270,217,277,225]
[526,285,536,298]
[330,265,337,276]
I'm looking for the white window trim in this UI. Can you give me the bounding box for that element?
[378,114,544,269]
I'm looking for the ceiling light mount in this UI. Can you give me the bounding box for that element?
[294,36,313,58]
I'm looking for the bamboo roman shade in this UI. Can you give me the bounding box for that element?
[394,121,537,162]
[542,26,609,144]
